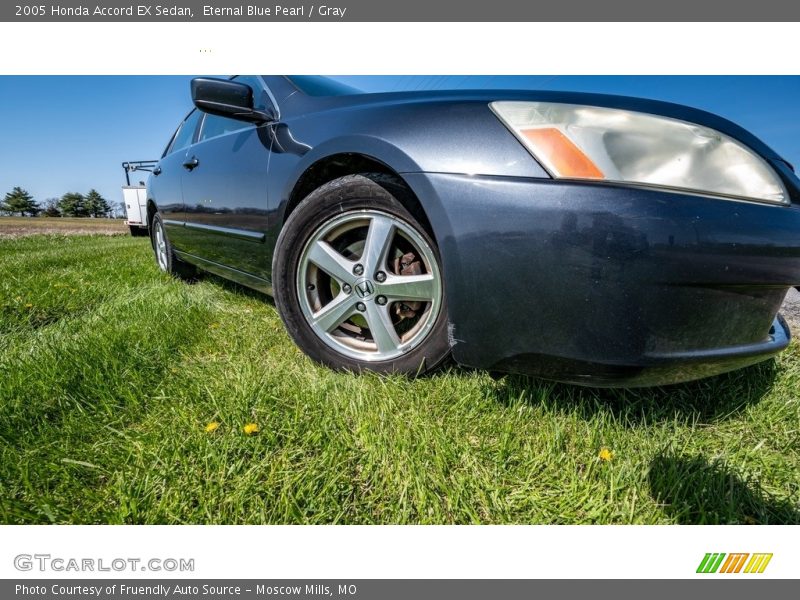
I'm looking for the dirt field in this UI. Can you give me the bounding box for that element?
[0,216,127,238]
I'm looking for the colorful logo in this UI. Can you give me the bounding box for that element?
[696,553,773,574]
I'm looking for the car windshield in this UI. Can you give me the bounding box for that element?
[285,76,361,96]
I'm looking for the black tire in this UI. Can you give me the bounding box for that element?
[129,225,149,237]
[273,173,451,375]
[150,213,197,280]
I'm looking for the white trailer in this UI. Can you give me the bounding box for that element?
[121,160,158,237]
[123,185,149,237]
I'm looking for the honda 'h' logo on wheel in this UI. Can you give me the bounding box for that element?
[355,280,374,299]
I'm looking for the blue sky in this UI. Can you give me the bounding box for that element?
[1,76,799,207]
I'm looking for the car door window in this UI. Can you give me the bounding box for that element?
[165,110,202,156]
[198,113,252,142]
[197,76,270,143]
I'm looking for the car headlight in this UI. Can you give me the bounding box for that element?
[490,101,788,205]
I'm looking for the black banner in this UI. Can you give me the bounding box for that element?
[5,580,799,599]
[5,0,800,21]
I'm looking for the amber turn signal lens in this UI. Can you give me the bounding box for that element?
[521,127,604,180]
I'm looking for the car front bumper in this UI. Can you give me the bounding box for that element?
[404,172,800,386]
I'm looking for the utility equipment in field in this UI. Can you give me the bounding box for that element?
[121,160,157,237]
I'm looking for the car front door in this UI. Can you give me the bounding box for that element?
[179,76,275,281]
[149,109,203,249]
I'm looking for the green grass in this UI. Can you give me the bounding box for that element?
[1,234,799,524]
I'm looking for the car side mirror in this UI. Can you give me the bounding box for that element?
[191,77,275,124]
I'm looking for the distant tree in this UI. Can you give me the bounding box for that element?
[1,187,38,216]
[58,192,88,217]
[42,198,62,217]
[85,189,111,218]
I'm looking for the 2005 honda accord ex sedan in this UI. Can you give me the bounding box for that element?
[146,75,800,387]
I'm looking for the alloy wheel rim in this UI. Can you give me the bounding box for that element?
[155,222,168,271]
[296,209,443,362]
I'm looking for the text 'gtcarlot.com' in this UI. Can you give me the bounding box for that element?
[13,554,195,572]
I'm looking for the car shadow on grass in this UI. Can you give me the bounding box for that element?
[487,358,780,425]
[200,272,276,303]
[648,453,800,524]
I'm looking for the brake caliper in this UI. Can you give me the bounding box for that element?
[393,251,423,320]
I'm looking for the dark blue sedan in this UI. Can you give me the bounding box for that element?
[146,75,800,386]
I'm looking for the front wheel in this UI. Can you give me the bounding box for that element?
[273,174,450,375]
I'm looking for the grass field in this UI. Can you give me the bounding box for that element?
[1,231,799,524]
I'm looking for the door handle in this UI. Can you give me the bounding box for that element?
[182,156,200,171]
[153,166,162,176]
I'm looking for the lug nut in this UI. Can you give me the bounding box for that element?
[353,264,364,276]
[342,284,352,294]
[356,302,366,312]
[375,271,386,282]
[376,295,387,305]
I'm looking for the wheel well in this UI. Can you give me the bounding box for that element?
[146,200,157,246]
[146,200,157,229]
[285,153,434,237]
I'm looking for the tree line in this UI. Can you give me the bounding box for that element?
[0,187,117,218]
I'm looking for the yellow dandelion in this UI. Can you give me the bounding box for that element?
[209,323,220,329]
[243,423,259,435]
[598,447,614,462]
[205,422,220,433]
[24,303,33,309]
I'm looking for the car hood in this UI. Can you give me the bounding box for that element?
[286,88,789,165]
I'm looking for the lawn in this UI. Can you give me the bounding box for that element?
[0,233,799,524]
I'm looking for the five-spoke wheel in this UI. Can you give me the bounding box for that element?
[298,209,442,361]
[153,218,169,272]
